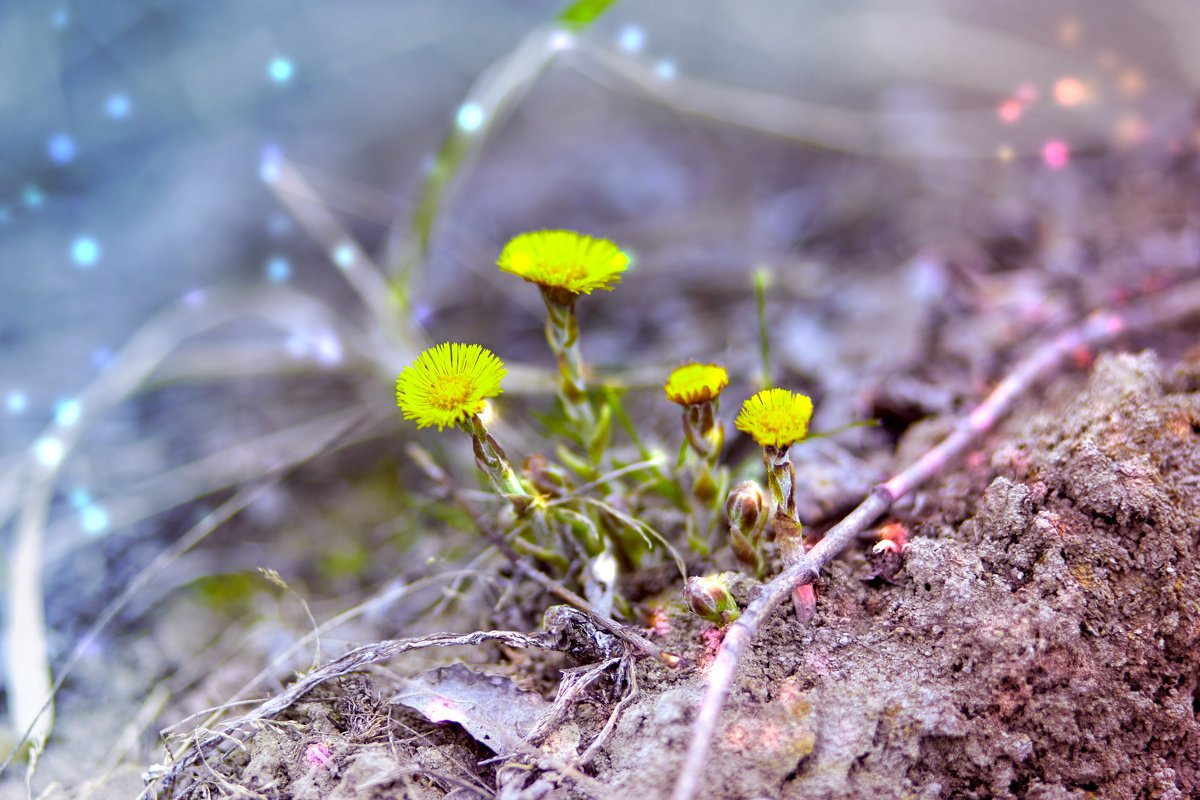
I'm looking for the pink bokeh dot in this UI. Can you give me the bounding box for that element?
[1042,139,1070,170]
[998,99,1023,124]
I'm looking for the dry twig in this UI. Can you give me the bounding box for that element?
[671,277,1200,800]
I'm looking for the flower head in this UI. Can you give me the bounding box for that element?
[664,363,730,406]
[497,230,629,298]
[395,343,506,430]
[735,388,814,448]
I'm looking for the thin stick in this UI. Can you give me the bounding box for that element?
[671,279,1200,800]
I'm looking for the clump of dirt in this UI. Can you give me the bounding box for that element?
[171,350,1200,799]
[596,351,1200,800]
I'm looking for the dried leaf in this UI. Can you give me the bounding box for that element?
[391,663,550,752]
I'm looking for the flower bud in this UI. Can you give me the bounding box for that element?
[522,454,573,498]
[684,575,741,626]
[725,480,765,535]
[693,467,718,505]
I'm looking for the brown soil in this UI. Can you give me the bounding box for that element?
[152,350,1200,800]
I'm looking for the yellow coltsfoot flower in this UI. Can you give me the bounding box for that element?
[735,388,814,449]
[664,363,730,407]
[395,342,507,431]
[497,230,629,302]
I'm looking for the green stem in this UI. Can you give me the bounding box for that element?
[681,400,726,550]
[542,293,594,430]
[458,415,530,515]
[755,268,772,390]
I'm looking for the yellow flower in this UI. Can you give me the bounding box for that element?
[395,343,507,430]
[664,363,730,406]
[735,388,814,448]
[497,230,629,297]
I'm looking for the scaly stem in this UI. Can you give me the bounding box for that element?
[762,444,811,619]
[762,444,795,521]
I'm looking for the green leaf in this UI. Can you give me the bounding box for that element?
[587,403,612,464]
[553,506,603,555]
[558,0,619,31]
[556,443,596,480]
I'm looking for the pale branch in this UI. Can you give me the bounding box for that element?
[670,278,1200,800]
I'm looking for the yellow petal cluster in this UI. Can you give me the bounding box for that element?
[395,343,507,430]
[664,363,730,406]
[497,230,628,296]
[734,388,813,448]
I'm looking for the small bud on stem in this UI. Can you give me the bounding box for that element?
[726,480,766,575]
[684,575,741,626]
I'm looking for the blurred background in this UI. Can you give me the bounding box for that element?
[3,0,1200,794]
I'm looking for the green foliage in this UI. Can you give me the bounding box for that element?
[393,238,868,623]
[557,0,620,31]
[192,572,261,616]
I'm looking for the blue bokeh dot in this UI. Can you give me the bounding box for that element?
[619,26,646,53]
[72,237,100,267]
[48,133,77,163]
[55,397,82,426]
[266,256,291,282]
[269,57,294,83]
[81,504,110,535]
[332,242,355,269]
[6,391,28,414]
[106,93,131,118]
[456,103,485,132]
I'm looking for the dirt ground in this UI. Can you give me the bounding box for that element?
[121,344,1200,800]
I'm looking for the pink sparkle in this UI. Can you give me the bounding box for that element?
[1042,139,1070,170]
[305,742,333,768]
[998,99,1023,125]
[1014,83,1039,104]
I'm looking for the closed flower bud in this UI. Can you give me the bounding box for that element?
[684,575,741,626]
[725,481,765,535]
[693,468,718,505]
